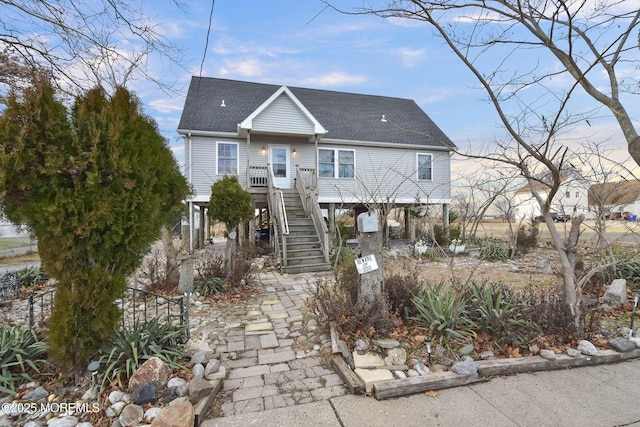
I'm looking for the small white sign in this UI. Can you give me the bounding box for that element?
[355,254,379,274]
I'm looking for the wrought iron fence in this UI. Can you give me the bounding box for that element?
[0,272,19,303]
[27,286,185,331]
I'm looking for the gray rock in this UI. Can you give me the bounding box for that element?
[190,350,213,365]
[176,382,189,398]
[394,370,407,379]
[143,406,163,422]
[458,344,474,356]
[355,339,369,355]
[629,337,640,348]
[618,326,631,337]
[610,338,636,353]
[132,381,157,405]
[188,378,215,404]
[105,401,127,418]
[108,390,126,405]
[384,348,407,366]
[602,279,627,305]
[373,339,400,349]
[167,377,187,391]
[414,362,428,376]
[577,340,598,356]
[23,386,48,401]
[406,369,420,377]
[47,417,79,427]
[205,359,221,376]
[191,363,205,379]
[81,384,102,400]
[539,349,556,360]
[76,424,92,427]
[451,358,478,375]
[566,348,582,358]
[119,404,143,427]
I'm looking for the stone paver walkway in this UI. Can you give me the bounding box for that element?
[187,270,348,419]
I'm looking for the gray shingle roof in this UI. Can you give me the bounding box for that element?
[178,77,456,149]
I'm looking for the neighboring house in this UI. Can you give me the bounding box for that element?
[178,77,456,271]
[588,179,640,218]
[513,176,592,221]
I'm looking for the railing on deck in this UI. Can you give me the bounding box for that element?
[248,165,269,187]
[295,166,330,263]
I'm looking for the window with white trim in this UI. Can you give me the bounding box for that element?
[318,148,355,178]
[217,142,238,175]
[417,153,432,181]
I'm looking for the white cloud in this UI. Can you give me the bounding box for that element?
[393,47,426,68]
[148,98,184,114]
[218,58,264,77]
[301,71,366,86]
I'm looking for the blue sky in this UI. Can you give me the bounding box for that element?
[133,0,638,179]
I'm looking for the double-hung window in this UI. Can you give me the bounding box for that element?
[217,142,238,175]
[318,148,355,178]
[417,153,432,181]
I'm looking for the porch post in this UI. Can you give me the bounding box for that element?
[328,203,336,233]
[198,206,206,249]
[442,203,450,240]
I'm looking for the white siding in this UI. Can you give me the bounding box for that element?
[252,94,315,135]
[316,144,451,205]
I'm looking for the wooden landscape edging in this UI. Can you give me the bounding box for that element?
[371,348,640,400]
[194,378,223,427]
[332,354,364,395]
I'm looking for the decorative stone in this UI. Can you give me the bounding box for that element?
[539,349,556,360]
[188,378,215,404]
[577,340,598,356]
[150,399,194,427]
[47,416,79,427]
[629,337,640,348]
[602,279,627,305]
[109,390,126,405]
[354,368,395,393]
[176,382,189,398]
[132,381,157,405]
[373,339,400,349]
[128,357,172,391]
[458,344,474,356]
[190,350,213,365]
[206,365,226,381]
[119,404,144,427]
[610,338,636,353]
[394,370,407,379]
[23,386,48,400]
[167,377,187,391]
[431,364,448,373]
[384,348,407,366]
[81,384,102,400]
[144,407,163,422]
[566,348,582,358]
[204,359,221,376]
[191,363,205,379]
[451,358,478,375]
[355,339,369,355]
[414,362,428,376]
[407,369,420,377]
[106,401,127,417]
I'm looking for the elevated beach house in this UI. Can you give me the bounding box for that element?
[178,77,457,272]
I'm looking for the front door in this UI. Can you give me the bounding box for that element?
[269,145,290,188]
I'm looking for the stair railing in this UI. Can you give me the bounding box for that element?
[295,165,330,263]
[267,165,288,267]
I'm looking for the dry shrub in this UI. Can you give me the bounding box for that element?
[139,248,175,294]
[309,278,395,343]
[521,287,577,342]
[384,264,422,317]
[226,245,257,288]
[195,248,225,280]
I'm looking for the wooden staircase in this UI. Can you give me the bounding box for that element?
[278,189,331,274]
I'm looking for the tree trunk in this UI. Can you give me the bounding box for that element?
[161,225,180,286]
[224,227,237,277]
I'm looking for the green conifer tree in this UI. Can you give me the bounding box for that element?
[0,79,188,374]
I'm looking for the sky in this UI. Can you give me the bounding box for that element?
[73,1,640,183]
[132,0,640,182]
